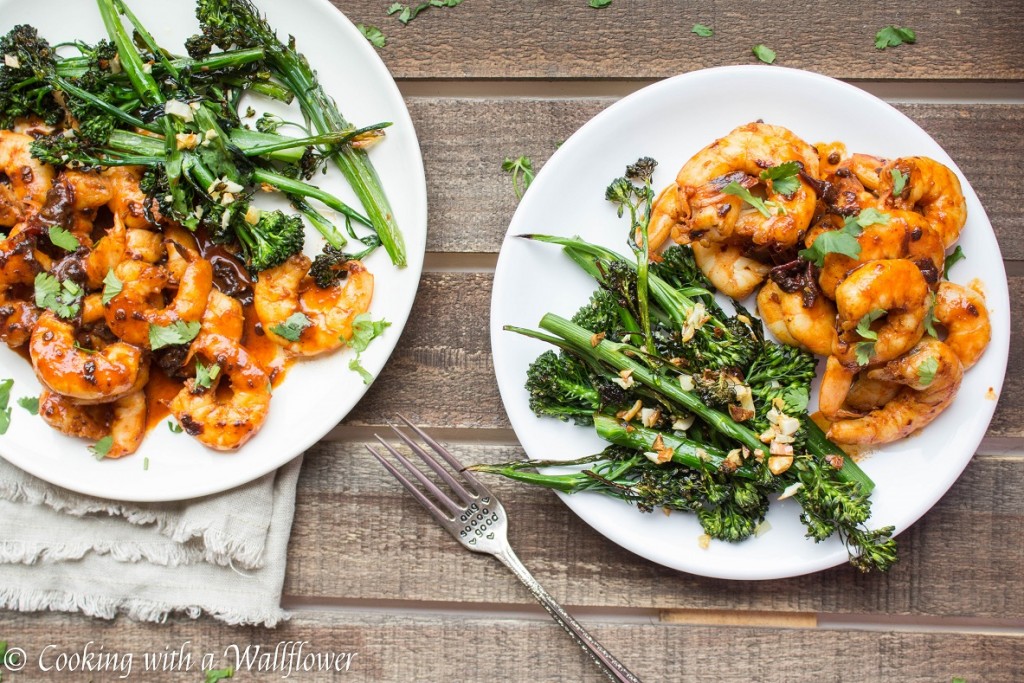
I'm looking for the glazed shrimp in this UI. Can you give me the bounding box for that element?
[815,210,945,299]
[0,130,55,226]
[756,280,837,356]
[0,233,49,347]
[83,213,127,288]
[169,334,270,450]
[106,389,147,458]
[30,310,146,402]
[38,390,110,440]
[673,122,820,247]
[843,376,901,415]
[254,254,374,357]
[822,154,886,216]
[932,281,991,370]
[833,259,930,365]
[818,355,856,421]
[125,228,165,263]
[198,288,244,344]
[104,166,160,229]
[104,256,213,347]
[878,156,967,248]
[647,184,686,253]
[828,339,964,445]
[691,241,770,300]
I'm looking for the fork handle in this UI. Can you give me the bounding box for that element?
[495,546,643,683]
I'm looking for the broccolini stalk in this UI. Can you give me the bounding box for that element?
[194,0,407,266]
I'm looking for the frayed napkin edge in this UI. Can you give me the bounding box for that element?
[0,586,290,628]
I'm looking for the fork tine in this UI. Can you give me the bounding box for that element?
[396,413,493,496]
[386,419,476,506]
[373,435,464,518]
[366,444,454,523]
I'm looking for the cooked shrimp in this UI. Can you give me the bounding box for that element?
[833,260,929,365]
[30,310,146,402]
[815,210,945,299]
[878,156,967,248]
[843,376,901,415]
[104,256,213,347]
[83,213,127,288]
[818,355,856,421]
[828,339,964,445]
[0,130,55,226]
[198,288,244,344]
[38,389,110,440]
[673,122,820,247]
[647,184,686,253]
[104,166,160,229]
[254,254,374,357]
[106,389,147,458]
[125,228,165,263]
[933,281,991,370]
[61,169,114,212]
[756,280,837,356]
[816,141,848,177]
[169,333,270,450]
[690,241,770,300]
[0,233,49,347]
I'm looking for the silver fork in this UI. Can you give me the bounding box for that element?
[367,415,642,683]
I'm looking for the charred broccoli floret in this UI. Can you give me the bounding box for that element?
[230,207,305,272]
[309,245,350,289]
[525,350,605,426]
[0,25,64,128]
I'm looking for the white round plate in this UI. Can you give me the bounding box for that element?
[491,66,1010,580]
[0,0,427,500]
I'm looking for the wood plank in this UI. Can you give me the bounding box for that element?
[284,441,1024,619]
[333,0,1024,81]
[3,610,1021,682]
[346,273,1024,438]
[407,99,1024,259]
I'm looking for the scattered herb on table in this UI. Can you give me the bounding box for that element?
[875,25,917,50]
[502,156,536,200]
[752,44,776,64]
[358,24,387,48]
[589,0,612,7]
[205,667,235,683]
[388,0,464,25]
[691,23,713,37]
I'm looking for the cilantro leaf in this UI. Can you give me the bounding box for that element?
[944,245,965,277]
[388,0,462,24]
[168,420,183,434]
[501,156,535,200]
[270,312,311,342]
[855,341,875,366]
[917,355,939,387]
[691,23,713,37]
[148,321,201,350]
[589,0,612,6]
[875,26,916,50]
[752,44,776,64]
[48,225,81,252]
[782,386,809,414]
[759,161,801,196]
[357,24,386,48]
[0,378,12,435]
[34,272,83,319]
[890,168,909,196]
[90,435,114,460]
[345,314,391,353]
[722,181,770,218]
[798,208,890,266]
[194,360,221,391]
[205,667,234,683]
[102,269,122,305]
[856,308,886,341]
[17,396,38,415]
[349,357,374,385]
[924,293,940,338]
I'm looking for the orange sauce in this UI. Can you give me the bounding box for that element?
[144,367,184,432]
[242,304,292,388]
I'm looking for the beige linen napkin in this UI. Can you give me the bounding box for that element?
[0,454,301,626]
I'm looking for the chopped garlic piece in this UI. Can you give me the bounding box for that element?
[678,374,694,392]
[244,205,261,225]
[698,534,711,550]
[773,433,794,444]
[768,454,794,475]
[4,54,20,68]
[640,407,661,428]
[759,427,776,444]
[734,384,755,412]
[175,133,199,150]
[619,399,643,422]
[778,416,801,436]
[672,414,695,431]
[778,482,804,501]
[769,441,794,456]
[164,99,194,122]
[754,520,772,537]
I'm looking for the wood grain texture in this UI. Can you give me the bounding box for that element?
[5,610,1022,682]
[346,273,1023,437]
[284,440,1024,619]
[333,0,1024,81]
[406,99,1024,259]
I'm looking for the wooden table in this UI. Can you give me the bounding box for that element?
[6,2,1024,680]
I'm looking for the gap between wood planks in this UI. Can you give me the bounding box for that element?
[279,597,1024,636]
[396,79,1024,104]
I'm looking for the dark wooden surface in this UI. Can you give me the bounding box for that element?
[3,1,1023,681]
